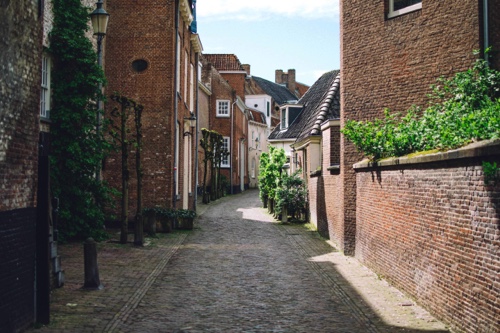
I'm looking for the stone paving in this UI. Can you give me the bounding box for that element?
[32,190,449,333]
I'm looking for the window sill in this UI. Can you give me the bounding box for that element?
[216,115,230,118]
[387,3,421,19]
[327,164,340,171]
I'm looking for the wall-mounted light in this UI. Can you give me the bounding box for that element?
[184,112,196,136]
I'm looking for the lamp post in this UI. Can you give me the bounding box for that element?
[90,0,109,181]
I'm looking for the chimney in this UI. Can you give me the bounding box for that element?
[275,69,283,84]
[242,64,251,76]
[287,69,296,95]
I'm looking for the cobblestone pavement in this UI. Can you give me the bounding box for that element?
[33,190,449,333]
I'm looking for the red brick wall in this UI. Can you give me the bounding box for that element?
[105,0,197,215]
[355,152,500,332]
[340,0,484,254]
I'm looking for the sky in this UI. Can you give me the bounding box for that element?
[196,0,340,87]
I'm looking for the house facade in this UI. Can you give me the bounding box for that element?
[247,108,268,188]
[335,1,500,331]
[202,54,249,193]
[0,2,42,331]
[104,0,201,213]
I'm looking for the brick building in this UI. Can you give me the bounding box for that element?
[0,1,43,331]
[104,0,201,213]
[202,54,249,193]
[333,0,500,331]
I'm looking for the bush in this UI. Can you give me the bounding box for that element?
[275,171,307,218]
[342,51,500,160]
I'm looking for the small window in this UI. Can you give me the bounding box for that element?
[40,54,51,119]
[388,0,421,18]
[131,59,148,73]
[221,137,230,167]
[281,108,287,130]
[217,100,230,117]
[251,158,256,178]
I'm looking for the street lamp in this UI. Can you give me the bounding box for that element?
[184,112,197,135]
[90,0,109,181]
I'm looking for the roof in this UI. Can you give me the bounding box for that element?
[268,70,340,141]
[248,76,298,105]
[204,54,245,71]
[248,109,266,125]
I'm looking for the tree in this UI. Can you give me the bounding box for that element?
[49,0,113,241]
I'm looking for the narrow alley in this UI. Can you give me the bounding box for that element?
[35,190,448,333]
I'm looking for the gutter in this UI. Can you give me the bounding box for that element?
[173,0,179,209]
[194,51,199,212]
[483,0,489,62]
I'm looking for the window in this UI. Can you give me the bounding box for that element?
[281,108,287,130]
[198,62,202,82]
[176,35,181,92]
[266,101,270,117]
[221,137,230,167]
[184,51,188,99]
[217,100,230,117]
[189,63,194,111]
[251,158,256,178]
[388,0,421,18]
[40,54,51,119]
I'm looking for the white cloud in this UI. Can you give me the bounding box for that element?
[197,0,339,21]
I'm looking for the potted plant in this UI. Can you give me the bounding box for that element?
[176,209,197,230]
[142,207,157,236]
[155,207,175,233]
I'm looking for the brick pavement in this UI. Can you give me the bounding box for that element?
[31,190,449,332]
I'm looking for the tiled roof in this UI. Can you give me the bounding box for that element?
[248,109,266,125]
[251,76,298,105]
[268,70,340,141]
[204,54,244,71]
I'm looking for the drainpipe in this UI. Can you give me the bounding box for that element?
[173,0,180,209]
[230,100,237,194]
[194,51,199,212]
[483,0,489,62]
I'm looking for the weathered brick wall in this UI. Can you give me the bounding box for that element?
[104,0,197,214]
[355,146,500,332]
[340,0,484,254]
[0,1,41,331]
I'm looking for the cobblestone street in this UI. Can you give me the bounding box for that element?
[34,190,449,333]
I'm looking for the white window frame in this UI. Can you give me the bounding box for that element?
[216,100,230,117]
[176,34,181,93]
[251,158,256,178]
[221,136,230,168]
[280,107,288,130]
[189,63,194,111]
[198,61,202,82]
[184,51,188,99]
[388,0,422,19]
[40,54,51,119]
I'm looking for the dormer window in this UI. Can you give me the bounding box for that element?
[280,104,303,130]
[388,0,421,18]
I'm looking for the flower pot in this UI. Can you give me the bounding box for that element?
[156,216,173,233]
[177,217,194,230]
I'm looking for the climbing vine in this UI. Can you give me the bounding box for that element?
[49,0,113,241]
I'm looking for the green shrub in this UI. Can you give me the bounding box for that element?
[342,51,500,160]
[275,171,307,217]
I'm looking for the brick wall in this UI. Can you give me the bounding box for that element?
[355,144,500,332]
[0,0,41,331]
[104,0,197,215]
[340,0,485,254]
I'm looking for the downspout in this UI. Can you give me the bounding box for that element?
[230,100,237,194]
[483,0,489,62]
[192,0,199,212]
[194,51,199,212]
[173,0,180,209]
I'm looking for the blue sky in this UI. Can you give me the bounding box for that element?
[196,0,340,86]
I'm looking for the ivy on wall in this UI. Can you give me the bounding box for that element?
[49,0,113,241]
